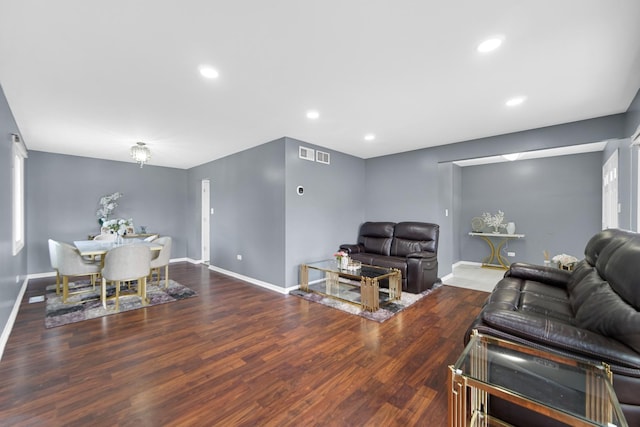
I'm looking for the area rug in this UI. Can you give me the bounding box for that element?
[44,279,197,328]
[290,282,441,323]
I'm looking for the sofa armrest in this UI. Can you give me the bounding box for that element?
[406,251,436,260]
[482,308,640,369]
[506,262,571,288]
[339,244,363,254]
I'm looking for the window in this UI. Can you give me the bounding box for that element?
[12,135,27,256]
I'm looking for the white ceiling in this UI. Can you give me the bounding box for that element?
[1,1,640,169]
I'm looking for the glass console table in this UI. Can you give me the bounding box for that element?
[448,331,627,427]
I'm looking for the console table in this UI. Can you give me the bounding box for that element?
[468,232,525,269]
[448,331,627,426]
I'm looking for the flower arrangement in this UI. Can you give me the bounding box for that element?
[102,218,133,236]
[96,192,123,225]
[334,250,348,262]
[552,253,578,266]
[481,210,506,232]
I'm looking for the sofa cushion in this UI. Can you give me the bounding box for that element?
[481,308,640,368]
[583,228,634,266]
[364,254,407,279]
[568,270,607,314]
[390,222,439,256]
[520,292,575,324]
[575,284,640,354]
[601,235,640,309]
[357,222,395,256]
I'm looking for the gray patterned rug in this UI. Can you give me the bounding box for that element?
[290,282,441,322]
[44,279,197,328]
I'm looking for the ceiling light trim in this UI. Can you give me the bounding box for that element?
[199,65,219,79]
[477,36,504,53]
[505,96,527,107]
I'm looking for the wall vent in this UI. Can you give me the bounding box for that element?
[316,150,330,165]
[299,146,315,161]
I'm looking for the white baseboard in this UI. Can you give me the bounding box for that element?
[207,265,297,295]
[0,277,29,361]
[28,271,56,279]
[440,272,454,283]
[452,260,483,268]
[442,261,484,283]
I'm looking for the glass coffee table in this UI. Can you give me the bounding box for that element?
[299,259,401,312]
[449,330,627,426]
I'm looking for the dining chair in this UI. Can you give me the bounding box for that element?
[48,239,61,295]
[149,236,172,288]
[101,245,151,310]
[55,241,101,303]
[94,233,117,241]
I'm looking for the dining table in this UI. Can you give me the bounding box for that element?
[73,239,163,305]
[73,238,162,258]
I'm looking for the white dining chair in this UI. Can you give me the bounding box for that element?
[101,245,151,310]
[55,240,101,303]
[149,237,172,288]
[94,233,117,241]
[48,239,61,295]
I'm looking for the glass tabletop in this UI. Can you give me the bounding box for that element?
[453,333,627,426]
[305,259,393,279]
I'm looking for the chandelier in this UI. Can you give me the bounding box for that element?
[130,142,151,168]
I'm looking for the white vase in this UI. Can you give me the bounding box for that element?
[341,256,349,269]
[506,222,516,234]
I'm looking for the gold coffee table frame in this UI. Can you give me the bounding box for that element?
[300,260,402,312]
[448,330,627,427]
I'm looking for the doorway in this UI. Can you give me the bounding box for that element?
[602,150,619,229]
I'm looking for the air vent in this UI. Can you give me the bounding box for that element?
[299,146,315,161]
[316,150,330,165]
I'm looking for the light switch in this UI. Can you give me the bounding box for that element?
[210,208,214,214]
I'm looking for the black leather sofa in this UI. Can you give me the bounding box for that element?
[466,228,640,425]
[339,221,439,294]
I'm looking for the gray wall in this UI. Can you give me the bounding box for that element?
[26,151,188,273]
[284,137,365,287]
[459,152,602,264]
[364,114,626,276]
[186,137,365,288]
[0,84,27,341]
[187,138,287,286]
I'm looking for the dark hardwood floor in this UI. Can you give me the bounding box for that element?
[0,262,488,426]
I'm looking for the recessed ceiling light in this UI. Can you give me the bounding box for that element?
[306,110,319,119]
[199,66,219,79]
[502,153,520,161]
[364,134,376,141]
[477,37,503,53]
[505,96,527,107]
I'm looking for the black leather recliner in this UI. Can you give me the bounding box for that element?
[339,221,439,294]
[466,228,640,425]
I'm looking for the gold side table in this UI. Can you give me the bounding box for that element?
[448,330,627,426]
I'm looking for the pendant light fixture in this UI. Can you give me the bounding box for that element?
[130,142,151,168]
